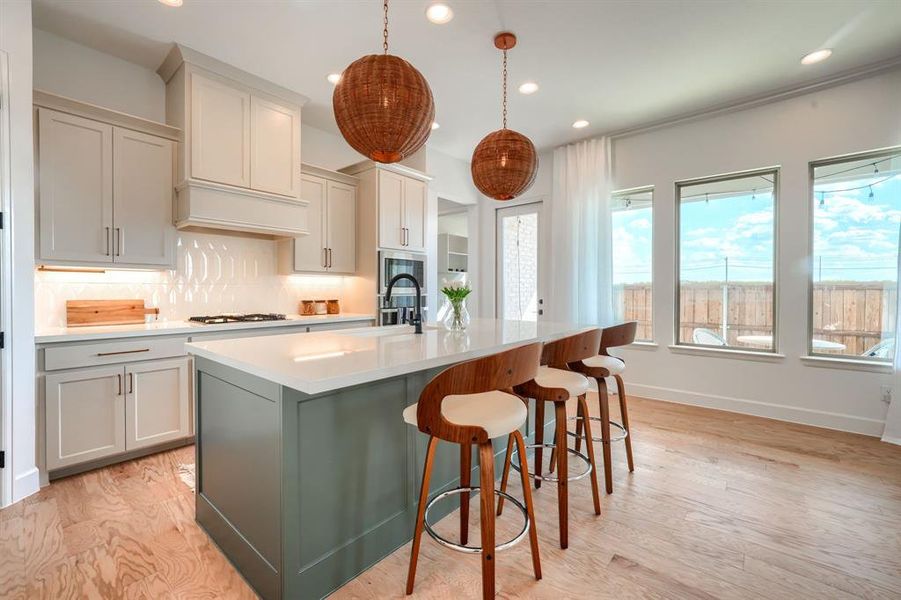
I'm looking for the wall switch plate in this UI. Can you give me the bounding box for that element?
[881,385,893,404]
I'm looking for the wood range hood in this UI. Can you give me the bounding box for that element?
[157,44,311,239]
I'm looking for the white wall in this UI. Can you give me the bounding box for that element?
[437,212,467,236]
[1,0,37,505]
[33,29,165,122]
[611,68,901,436]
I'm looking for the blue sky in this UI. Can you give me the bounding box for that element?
[612,175,901,285]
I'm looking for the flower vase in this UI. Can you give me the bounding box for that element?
[443,298,470,332]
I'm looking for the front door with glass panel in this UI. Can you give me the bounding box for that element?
[496,203,543,321]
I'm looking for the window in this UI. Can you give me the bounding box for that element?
[810,148,901,361]
[611,187,653,341]
[675,169,778,351]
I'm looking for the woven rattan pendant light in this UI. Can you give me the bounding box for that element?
[333,0,435,164]
[471,32,538,201]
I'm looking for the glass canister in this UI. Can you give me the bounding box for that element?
[327,299,340,314]
[301,300,316,316]
[314,300,328,315]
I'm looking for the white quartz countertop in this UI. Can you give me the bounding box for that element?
[35,313,375,344]
[185,318,593,395]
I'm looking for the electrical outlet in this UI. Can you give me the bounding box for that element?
[881,385,893,404]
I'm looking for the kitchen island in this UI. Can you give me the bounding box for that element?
[186,319,588,600]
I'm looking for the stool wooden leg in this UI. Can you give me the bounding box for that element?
[574,400,584,454]
[460,443,472,544]
[554,402,569,549]
[615,374,635,473]
[496,433,515,516]
[597,378,614,494]
[478,442,496,599]
[513,430,542,580]
[534,400,545,489]
[577,394,602,516]
[548,426,557,473]
[407,436,439,595]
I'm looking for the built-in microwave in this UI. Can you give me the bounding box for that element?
[379,250,426,295]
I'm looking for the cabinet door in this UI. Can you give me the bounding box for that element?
[113,128,175,267]
[378,170,405,250]
[190,72,251,188]
[45,366,125,471]
[38,108,113,264]
[403,177,427,252]
[293,175,327,272]
[125,358,191,451]
[250,95,300,197]
[326,181,356,273]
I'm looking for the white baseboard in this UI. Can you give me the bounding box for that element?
[627,383,885,437]
[12,467,40,505]
[881,435,901,446]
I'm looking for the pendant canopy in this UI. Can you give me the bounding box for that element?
[471,32,538,201]
[333,0,435,164]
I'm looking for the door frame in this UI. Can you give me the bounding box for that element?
[0,50,13,505]
[495,200,546,321]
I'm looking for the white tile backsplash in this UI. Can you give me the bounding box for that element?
[35,231,354,329]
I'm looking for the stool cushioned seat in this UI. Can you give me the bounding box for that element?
[582,355,625,375]
[534,366,590,397]
[403,391,527,439]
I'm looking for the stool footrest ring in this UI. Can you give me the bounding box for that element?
[566,415,628,442]
[423,486,529,554]
[510,442,593,483]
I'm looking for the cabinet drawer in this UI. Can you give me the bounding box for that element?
[44,337,187,371]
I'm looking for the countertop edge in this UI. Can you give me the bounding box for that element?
[35,314,376,344]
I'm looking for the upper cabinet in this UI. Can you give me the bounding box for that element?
[278,165,357,274]
[190,73,251,188]
[375,168,428,252]
[35,94,178,269]
[250,95,300,197]
[158,45,309,237]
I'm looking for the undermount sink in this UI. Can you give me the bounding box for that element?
[338,325,440,338]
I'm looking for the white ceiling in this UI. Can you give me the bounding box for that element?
[32,0,901,160]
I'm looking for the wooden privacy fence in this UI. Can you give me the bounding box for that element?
[614,281,896,355]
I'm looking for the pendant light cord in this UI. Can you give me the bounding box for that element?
[502,48,508,129]
[383,0,389,54]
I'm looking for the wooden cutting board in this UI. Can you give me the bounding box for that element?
[66,299,160,327]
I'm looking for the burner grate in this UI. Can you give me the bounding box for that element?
[188,313,287,325]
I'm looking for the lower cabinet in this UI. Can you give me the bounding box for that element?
[45,365,126,471]
[126,358,191,451]
[44,357,192,472]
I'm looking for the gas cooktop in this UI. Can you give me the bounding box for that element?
[188,313,287,325]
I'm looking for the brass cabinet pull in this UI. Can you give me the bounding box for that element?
[128,372,134,394]
[117,373,122,396]
[96,348,150,357]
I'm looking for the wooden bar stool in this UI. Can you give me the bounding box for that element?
[569,321,637,494]
[498,329,603,549]
[404,343,543,599]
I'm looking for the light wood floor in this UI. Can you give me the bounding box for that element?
[2,395,900,599]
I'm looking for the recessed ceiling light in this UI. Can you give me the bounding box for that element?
[426,3,454,24]
[801,48,832,65]
[572,119,589,129]
[327,73,342,85]
[518,81,539,95]
[431,121,440,130]
[158,0,183,6]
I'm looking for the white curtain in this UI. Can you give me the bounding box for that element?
[548,137,614,325]
[882,222,901,444]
